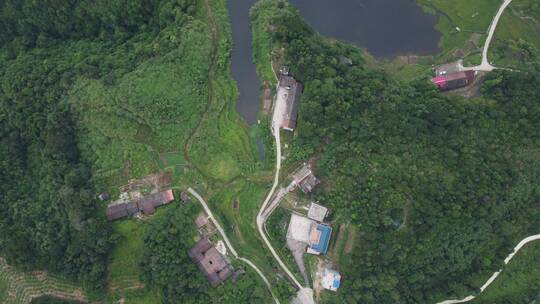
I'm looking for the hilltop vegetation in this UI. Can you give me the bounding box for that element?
[251,1,540,303]
[0,0,269,301]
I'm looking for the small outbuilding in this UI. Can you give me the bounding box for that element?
[321,268,341,292]
[98,192,110,201]
[307,202,328,222]
[181,191,191,203]
[195,213,209,229]
[292,165,320,194]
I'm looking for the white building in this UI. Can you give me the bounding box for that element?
[321,268,341,291]
[307,202,328,222]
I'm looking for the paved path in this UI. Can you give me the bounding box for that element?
[187,188,280,304]
[437,234,540,304]
[463,0,513,72]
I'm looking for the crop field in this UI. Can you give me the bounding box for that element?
[107,221,145,293]
[0,259,86,304]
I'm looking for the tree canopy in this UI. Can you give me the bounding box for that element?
[251,1,540,302]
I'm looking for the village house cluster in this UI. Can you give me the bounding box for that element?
[287,203,332,255]
[188,238,234,286]
[188,212,244,286]
[285,164,342,292]
[106,190,174,221]
[102,172,179,221]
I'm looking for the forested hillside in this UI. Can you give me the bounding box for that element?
[1,0,275,302]
[252,1,540,303]
[0,0,197,294]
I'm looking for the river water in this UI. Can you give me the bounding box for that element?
[228,0,260,125]
[289,0,441,58]
[228,0,441,124]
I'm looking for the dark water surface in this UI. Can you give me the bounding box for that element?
[228,0,260,125]
[289,0,441,57]
[228,0,441,124]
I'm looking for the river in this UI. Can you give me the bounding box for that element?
[228,0,441,124]
[228,0,260,125]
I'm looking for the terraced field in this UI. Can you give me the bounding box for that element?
[0,259,87,304]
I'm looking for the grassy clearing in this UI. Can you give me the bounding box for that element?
[208,180,275,271]
[488,0,540,68]
[107,221,144,292]
[187,0,259,183]
[69,16,213,190]
[472,241,540,303]
[417,0,499,60]
[0,259,87,304]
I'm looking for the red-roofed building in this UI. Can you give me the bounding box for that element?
[431,70,476,91]
[106,189,175,221]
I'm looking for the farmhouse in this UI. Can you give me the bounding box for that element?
[137,190,175,215]
[188,238,234,286]
[105,189,174,221]
[307,202,328,222]
[292,165,320,194]
[431,70,476,91]
[276,66,303,132]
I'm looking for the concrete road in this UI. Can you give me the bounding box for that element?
[437,234,540,304]
[463,0,513,72]
[187,188,280,304]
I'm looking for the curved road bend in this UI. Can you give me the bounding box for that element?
[464,0,513,72]
[187,188,280,304]
[255,127,302,290]
[437,234,540,304]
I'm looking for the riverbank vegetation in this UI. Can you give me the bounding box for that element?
[251,1,540,303]
[417,0,499,62]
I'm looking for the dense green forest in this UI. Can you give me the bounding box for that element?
[0,0,198,294]
[252,1,540,303]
